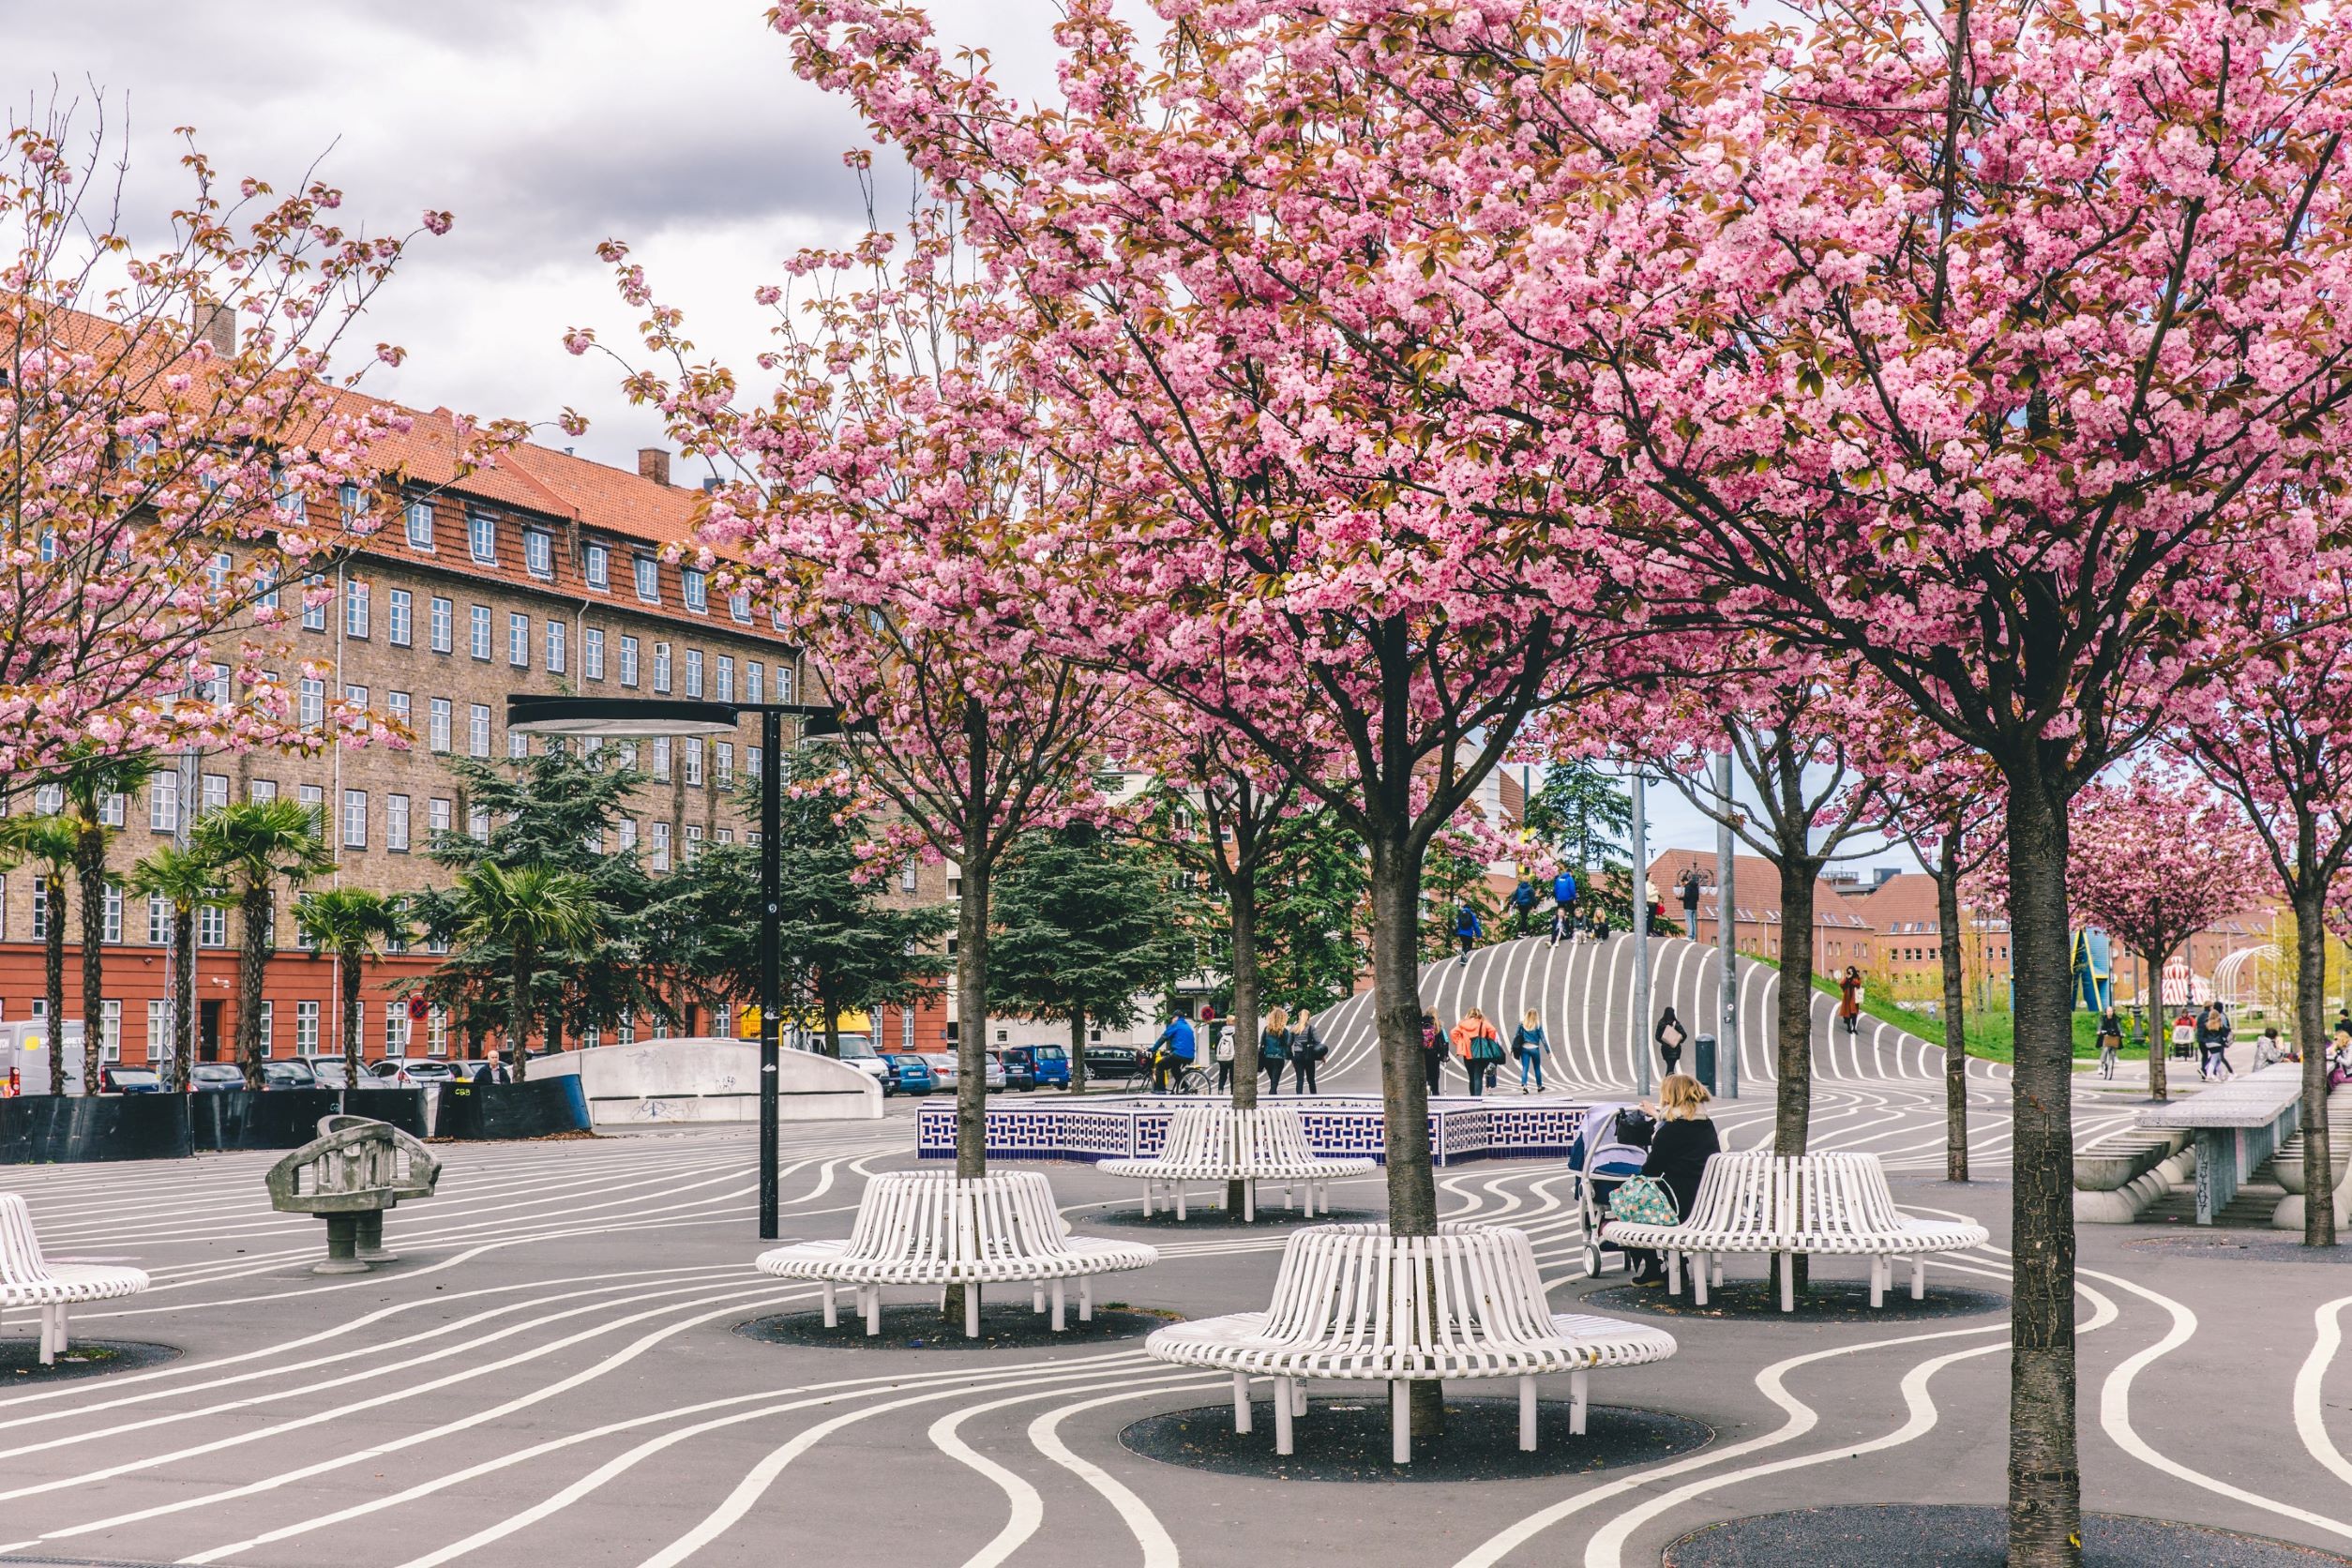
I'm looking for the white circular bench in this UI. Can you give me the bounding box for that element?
[0,1193,149,1364]
[1601,1151,1988,1312]
[1145,1221,1675,1462]
[755,1170,1158,1337]
[1098,1102,1376,1220]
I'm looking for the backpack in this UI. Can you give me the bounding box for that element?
[1514,882,1536,909]
[1606,1175,1681,1227]
[1614,1107,1656,1146]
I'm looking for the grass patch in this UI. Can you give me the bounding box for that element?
[1756,955,2103,1063]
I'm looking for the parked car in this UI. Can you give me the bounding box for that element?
[880,1053,936,1095]
[1000,1044,1069,1091]
[990,1048,1035,1093]
[396,1060,468,1085]
[188,1063,245,1093]
[96,1065,163,1093]
[261,1061,318,1091]
[918,1050,1005,1091]
[1082,1044,1153,1083]
[823,1034,895,1094]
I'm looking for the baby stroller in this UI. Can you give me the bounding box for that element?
[1568,1101,1655,1276]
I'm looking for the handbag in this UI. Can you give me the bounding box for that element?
[1606,1175,1680,1227]
[1473,1031,1505,1063]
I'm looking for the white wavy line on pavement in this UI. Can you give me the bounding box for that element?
[1027,1380,1222,1568]
[628,1359,1168,1568]
[2296,1296,2352,1490]
[2090,1264,2352,1542]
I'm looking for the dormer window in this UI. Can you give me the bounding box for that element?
[682,567,707,612]
[468,513,497,564]
[523,529,553,580]
[634,555,659,602]
[584,542,610,589]
[404,499,436,550]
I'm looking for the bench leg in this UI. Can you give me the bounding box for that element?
[1079,1275,1093,1321]
[863,1286,881,1336]
[354,1209,391,1262]
[1518,1376,1537,1452]
[1391,1380,1410,1464]
[1033,1281,1047,1315]
[822,1282,838,1329]
[1275,1378,1295,1455]
[1293,1378,1307,1418]
[38,1304,56,1366]
[1869,1257,1885,1309]
[1666,1249,1681,1296]
[1143,1183,1154,1216]
[1176,1186,1187,1222]
[965,1283,982,1339]
[1693,1252,1710,1308]
[1244,1181,1256,1224]
[1051,1278,1066,1332]
[1713,1258,1724,1289]
[1571,1368,1589,1436]
[1234,1373,1252,1434]
[1780,1254,1794,1314]
[1912,1259,1926,1300]
[318,1214,369,1275]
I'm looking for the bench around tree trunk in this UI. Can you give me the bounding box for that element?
[1099,1103,1377,1220]
[0,1192,150,1364]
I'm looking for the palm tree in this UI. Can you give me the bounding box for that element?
[450,862,596,1080]
[193,799,333,1089]
[293,888,410,1097]
[56,749,156,1092]
[0,815,83,1093]
[128,847,229,1093]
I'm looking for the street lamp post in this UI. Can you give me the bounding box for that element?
[507,694,842,1240]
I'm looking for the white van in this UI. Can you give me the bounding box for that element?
[0,1020,87,1095]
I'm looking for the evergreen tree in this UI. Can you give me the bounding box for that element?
[1523,761,1637,930]
[991,825,1193,1079]
[1243,807,1367,1016]
[1420,827,1503,962]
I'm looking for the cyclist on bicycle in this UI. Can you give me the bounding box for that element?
[1151,1011,1197,1093]
[2095,1007,2124,1080]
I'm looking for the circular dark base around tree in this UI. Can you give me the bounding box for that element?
[0,1338,180,1383]
[1581,1277,2008,1322]
[1091,1204,1384,1231]
[735,1302,1174,1350]
[1663,1506,2352,1567]
[1120,1395,1711,1484]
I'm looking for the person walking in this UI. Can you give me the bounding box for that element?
[1259,1006,1292,1095]
[2096,1007,2124,1080]
[1511,877,1538,938]
[1452,1007,1502,1097]
[1292,1010,1326,1094]
[1512,1008,1549,1093]
[1150,1010,1197,1093]
[1623,1074,1722,1285]
[2197,1003,2234,1080]
[1836,967,1864,1038]
[1550,868,1578,946]
[1213,1012,1236,1091]
[1420,1010,1447,1096]
[1453,900,1483,966]
[1654,1006,1687,1078]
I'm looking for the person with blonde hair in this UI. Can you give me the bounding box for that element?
[1511,1007,1550,1093]
[1259,1005,1293,1094]
[1451,1006,1503,1097]
[1625,1074,1721,1285]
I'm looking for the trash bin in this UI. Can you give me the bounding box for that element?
[1694,1033,1717,1094]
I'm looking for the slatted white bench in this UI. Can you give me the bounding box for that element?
[0,1193,149,1365]
[1098,1102,1377,1220]
[1145,1221,1675,1463]
[1601,1151,1989,1312]
[755,1170,1159,1338]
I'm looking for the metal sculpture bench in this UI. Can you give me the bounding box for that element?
[0,1193,149,1364]
[264,1114,443,1274]
[755,1170,1159,1338]
[1144,1222,1675,1463]
[1602,1151,1989,1312]
[1099,1102,1377,1220]
[2136,1064,2302,1224]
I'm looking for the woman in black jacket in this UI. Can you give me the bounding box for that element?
[1627,1074,1721,1285]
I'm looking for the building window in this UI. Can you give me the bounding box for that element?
[203,662,231,707]
[469,703,491,758]
[730,590,751,624]
[683,823,703,863]
[713,656,734,704]
[387,793,411,852]
[584,627,605,680]
[202,773,229,814]
[585,542,610,589]
[716,742,733,787]
[430,698,452,752]
[343,683,368,715]
[99,791,125,827]
[467,807,490,843]
[777,664,795,703]
[523,529,553,579]
[634,555,659,601]
[255,564,279,611]
[685,649,703,698]
[547,622,566,674]
[254,999,273,1055]
[387,690,412,730]
[468,513,497,563]
[429,1005,447,1054]
[652,737,672,781]
[303,575,328,631]
[387,1005,411,1055]
[103,885,122,944]
[147,893,170,946]
[99,1000,120,1063]
[149,771,179,832]
[388,589,413,646]
[30,884,47,941]
[507,731,528,761]
[470,605,491,660]
[429,798,452,839]
[682,567,707,612]
[199,905,226,947]
[299,678,327,731]
[619,635,640,687]
[716,827,732,845]
[404,498,435,550]
[249,778,278,804]
[344,579,370,638]
[296,1001,320,1054]
[342,790,368,849]
[430,596,452,653]
[299,783,324,833]
[684,738,704,787]
[617,818,638,853]
[146,999,171,1062]
[745,662,762,704]
[650,822,671,871]
[746,746,761,780]
[653,641,671,693]
[508,611,530,668]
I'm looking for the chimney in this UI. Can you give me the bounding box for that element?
[193,302,235,358]
[637,447,671,487]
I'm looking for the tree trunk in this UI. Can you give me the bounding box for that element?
[2294,882,2336,1246]
[76,831,105,1094]
[1367,827,1442,1440]
[466,1012,487,1063]
[2145,942,2173,1103]
[1937,848,1969,1183]
[171,908,196,1093]
[822,1004,840,1059]
[1226,869,1261,1214]
[954,850,990,1179]
[237,886,269,1090]
[42,873,65,1095]
[1773,852,1818,1299]
[340,947,365,1111]
[508,942,535,1080]
[1067,1009,1085,1095]
[2002,779,2082,1568]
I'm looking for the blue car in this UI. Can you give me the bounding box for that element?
[881,1053,936,1096]
[1003,1044,1070,1091]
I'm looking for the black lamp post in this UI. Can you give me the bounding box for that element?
[507,693,843,1239]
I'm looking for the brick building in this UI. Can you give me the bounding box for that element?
[1644,849,1883,976]
[0,412,838,1068]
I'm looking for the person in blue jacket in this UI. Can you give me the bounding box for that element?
[1453,900,1483,967]
[1151,1012,1196,1093]
[1511,878,1538,937]
[1550,868,1578,945]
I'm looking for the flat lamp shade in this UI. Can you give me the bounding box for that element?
[505,695,739,738]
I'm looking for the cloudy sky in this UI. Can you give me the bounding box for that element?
[8,0,1907,869]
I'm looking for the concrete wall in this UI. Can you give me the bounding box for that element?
[534,1037,880,1124]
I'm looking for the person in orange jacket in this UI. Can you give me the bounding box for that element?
[1451,1007,1502,1097]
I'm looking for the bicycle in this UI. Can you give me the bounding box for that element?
[1151,1049,1214,1096]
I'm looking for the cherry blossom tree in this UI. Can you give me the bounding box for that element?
[2069,772,2269,1103]
[2188,575,2352,1243]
